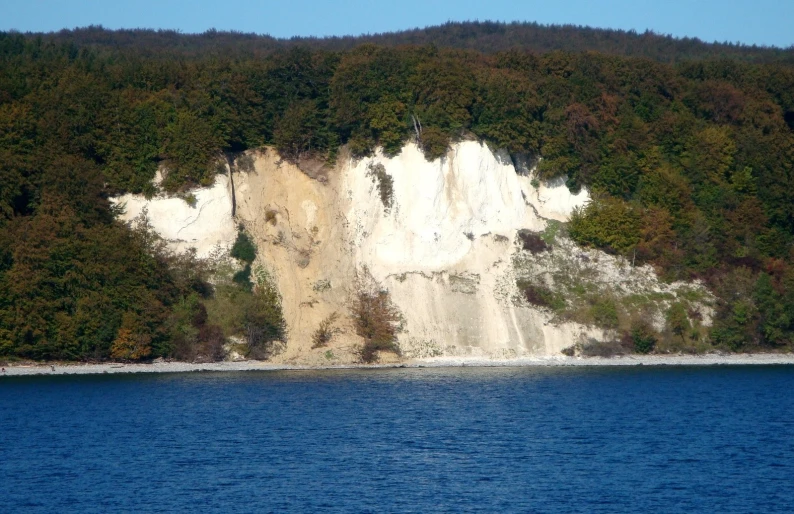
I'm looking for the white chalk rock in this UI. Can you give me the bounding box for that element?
[112,174,237,258]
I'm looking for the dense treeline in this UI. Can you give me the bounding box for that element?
[1,26,793,360]
[26,22,794,65]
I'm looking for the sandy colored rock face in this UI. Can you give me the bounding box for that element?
[233,142,605,363]
[112,141,710,364]
[233,148,362,365]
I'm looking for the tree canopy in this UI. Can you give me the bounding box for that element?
[1,24,794,359]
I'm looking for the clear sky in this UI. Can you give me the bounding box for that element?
[2,0,793,48]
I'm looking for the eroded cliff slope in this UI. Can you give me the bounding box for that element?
[114,142,711,364]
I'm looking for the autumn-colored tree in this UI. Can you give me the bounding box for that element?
[350,269,402,363]
[110,314,153,361]
[2,27,794,360]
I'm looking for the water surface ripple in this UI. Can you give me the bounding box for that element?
[2,366,793,512]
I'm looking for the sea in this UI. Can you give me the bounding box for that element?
[2,366,793,513]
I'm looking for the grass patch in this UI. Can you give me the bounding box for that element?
[590,298,619,329]
[540,220,563,245]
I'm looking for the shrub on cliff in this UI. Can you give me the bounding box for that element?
[516,278,565,311]
[350,269,402,363]
[168,293,227,363]
[517,230,550,254]
[630,320,658,354]
[366,162,394,212]
[590,298,619,329]
[233,264,253,292]
[203,250,286,361]
[245,270,287,360]
[230,228,257,264]
[666,302,692,342]
[312,312,341,349]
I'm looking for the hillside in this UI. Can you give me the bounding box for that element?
[1,24,793,362]
[16,21,794,65]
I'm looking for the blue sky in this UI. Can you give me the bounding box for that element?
[2,0,793,48]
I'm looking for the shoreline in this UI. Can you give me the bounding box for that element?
[2,353,794,377]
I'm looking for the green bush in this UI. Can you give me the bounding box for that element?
[232,264,253,291]
[631,321,658,354]
[244,280,287,360]
[182,193,198,208]
[168,293,227,363]
[230,229,257,264]
[568,197,641,255]
[590,298,619,329]
[203,259,286,362]
[666,302,692,341]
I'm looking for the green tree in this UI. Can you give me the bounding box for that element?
[569,197,642,255]
[631,321,657,354]
[666,302,691,342]
[230,229,257,264]
[754,273,791,345]
[161,109,224,190]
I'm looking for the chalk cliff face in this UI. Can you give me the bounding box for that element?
[113,142,708,364]
[343,142,596,359]
[114,173,237,258]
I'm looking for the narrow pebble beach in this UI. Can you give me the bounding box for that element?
[3,353,794,377]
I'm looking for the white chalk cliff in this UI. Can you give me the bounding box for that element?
[114,174,237,258]
[343,142,595,360]
[113,141,707,364]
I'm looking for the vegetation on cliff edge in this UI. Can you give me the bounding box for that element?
[1,25,794,360]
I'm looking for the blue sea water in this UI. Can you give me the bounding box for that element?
[1,366,793,513]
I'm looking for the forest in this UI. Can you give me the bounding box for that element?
[32,22,794,64]
[1,22,793,361]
